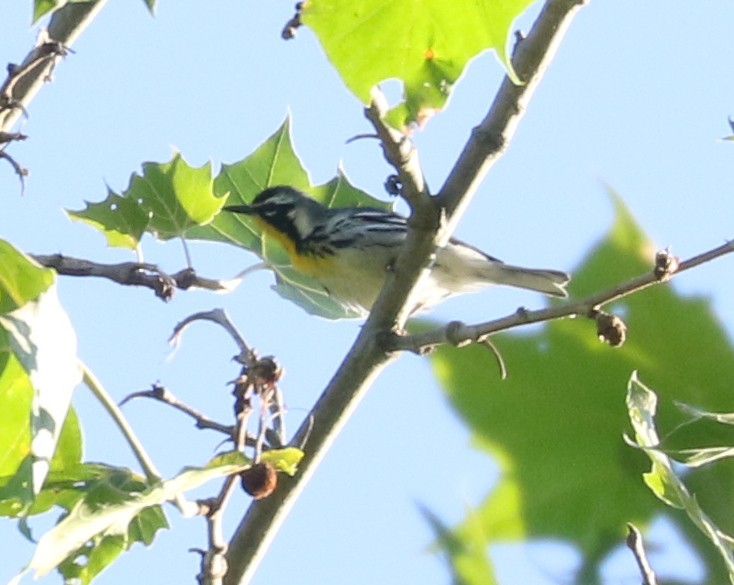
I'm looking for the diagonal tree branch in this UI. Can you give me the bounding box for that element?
[0,1,108,133]
[222,1,588,583]
[436,0,588,227]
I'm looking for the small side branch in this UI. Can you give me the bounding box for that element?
[363,90,429,208]
[33,254,232,301]
[0,132,29,192]
[388,239,734,353]
[121,384,237,438]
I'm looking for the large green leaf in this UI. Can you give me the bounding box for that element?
[0,409,84,519]
[191,119,393,319]
[302,0,534,128]
[0,240,81,507]
[67,153,222,249]
[427,197,734,583]
[13,452,250,582]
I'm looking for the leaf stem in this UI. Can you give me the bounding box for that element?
[81,362,161,482]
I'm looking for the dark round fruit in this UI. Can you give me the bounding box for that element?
[240,462,277,499]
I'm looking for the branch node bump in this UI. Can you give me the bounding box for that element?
[653,248,680,281]
[472,126,506,153]
[446,320,473,347]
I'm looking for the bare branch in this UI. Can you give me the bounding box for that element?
[437,0,588,227]
[197,477,239,585]
[169,309,287,447]
[0,2,108,133]
[32,254,232,301]
[0,130,29,194]
[120,384,236,438]
[626,524,659,585]
[388,239,734,353]
[170,308,254,362]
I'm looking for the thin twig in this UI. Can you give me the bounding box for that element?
[169,308,254,364]
[363,89,428,207]
[388,239,734,353]
[120,384,236,437]
[199,371,259,585]
[197,476,240,585]
[32,254,234,301]
[168,309,287,446]
[626,524,659,585]
[0,148,29,193]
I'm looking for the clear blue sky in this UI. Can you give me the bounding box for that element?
[2,1,733,583]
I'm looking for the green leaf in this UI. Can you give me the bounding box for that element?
[421,504,498,585]
[626,374,734,583]
[670,446,734,469]
[676,401,734,426]
[67,153,222,249]
[16,452,248,580]
[261,447,304,476]
[52,466,165,584]
[302,0,534,128]
[66,189,150,250]
[32,0,97,24]
[0,241,80,505]
[189,117,312,248]
[0,239,55,314]
[625,373,686,508]
[4,408,86,519]
[33,0,63,22]
[426,195,734,581]
[192,119,392,319]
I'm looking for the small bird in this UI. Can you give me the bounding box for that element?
[224,186,569,316]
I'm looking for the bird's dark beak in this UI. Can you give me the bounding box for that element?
[223,204,256,215]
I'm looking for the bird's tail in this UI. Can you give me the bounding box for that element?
[493,264,570,297]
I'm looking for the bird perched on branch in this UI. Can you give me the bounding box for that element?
[224,186,569,316]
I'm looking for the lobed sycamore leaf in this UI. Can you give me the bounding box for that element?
[426,195,734,582]
[301,0,534,129]
[190,118,393,319]
[67,153,222,250]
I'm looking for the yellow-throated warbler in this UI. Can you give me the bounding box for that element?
[224,186,569,316]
